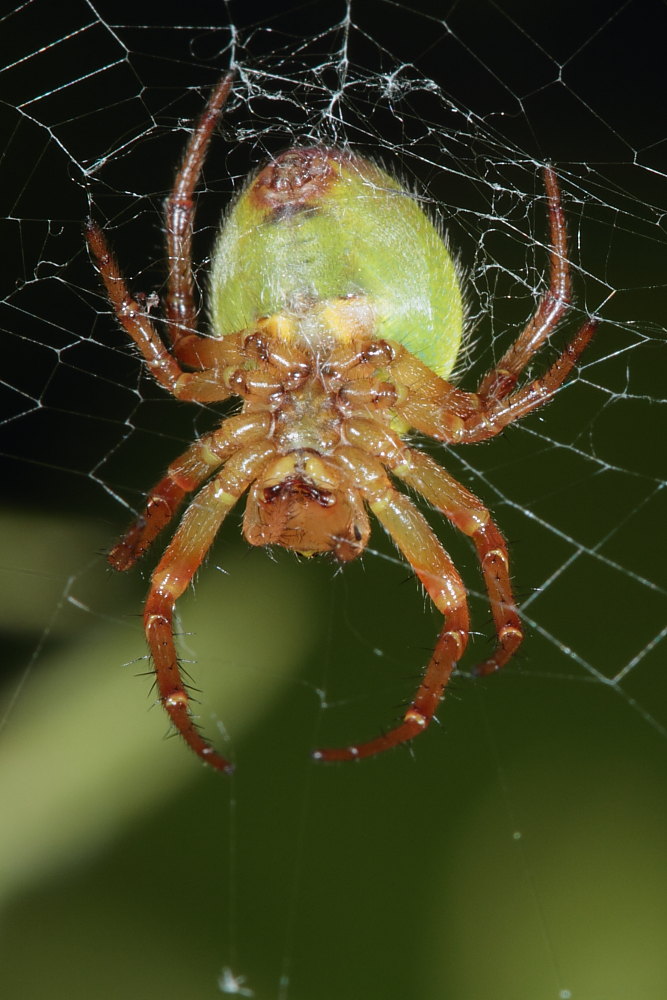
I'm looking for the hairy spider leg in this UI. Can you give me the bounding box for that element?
[393,448,523,675]
[443,315,599,444]
[390,315,598,445]
[164,71,235,360]
[109,413,272,571]
[344,417,523,677]
[477,166,571,403]
[144,441,275,772]
[313,447,469,763]
[85,220,242,401]
[86,219,185,393]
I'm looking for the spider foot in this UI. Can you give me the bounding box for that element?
[472,623,523,676]
[312,715,426,763]
[161,691,234,773]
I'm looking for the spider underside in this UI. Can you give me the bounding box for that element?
[87,72,597,772]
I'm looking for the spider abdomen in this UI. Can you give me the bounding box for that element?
[209,146,464,377]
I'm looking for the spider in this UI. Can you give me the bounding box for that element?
[86,72,598,773]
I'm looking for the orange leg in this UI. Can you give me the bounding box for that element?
[392,315,598,444]
[453,315,598,443]
[345,418,523,677]
[143,441,274,772]
[469,522,523,675]
[86,219,238,402]
[313,448,469,763]
[111,475,192,573]
[163,72,235,356]
[86,219,186,394]
[392,446,523,674]
[477,166,571,402]
[110,412,272,571]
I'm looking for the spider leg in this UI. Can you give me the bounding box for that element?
[144,441,274,772]
[164,72,235,361]
[451,315,598,443]
[477,166,571,403]
[110,412,272,571]
[344,418,523,676]
[389,314,597,444]
[313,447,469,763]
[86,219,239,402]
[86,219,185,394]
[391,446,522,675]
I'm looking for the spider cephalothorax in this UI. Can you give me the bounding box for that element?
[87,73,598,772]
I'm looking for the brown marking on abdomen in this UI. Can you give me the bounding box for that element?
[249,147,350,217]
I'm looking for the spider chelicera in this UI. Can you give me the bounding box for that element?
[86,72,598,772]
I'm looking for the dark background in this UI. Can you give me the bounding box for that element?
[1,1,666,998]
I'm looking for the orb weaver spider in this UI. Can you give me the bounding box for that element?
[86,72,598,772]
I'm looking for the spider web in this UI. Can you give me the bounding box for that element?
[1,1,666,998]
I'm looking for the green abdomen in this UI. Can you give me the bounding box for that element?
[209,148,463,379]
